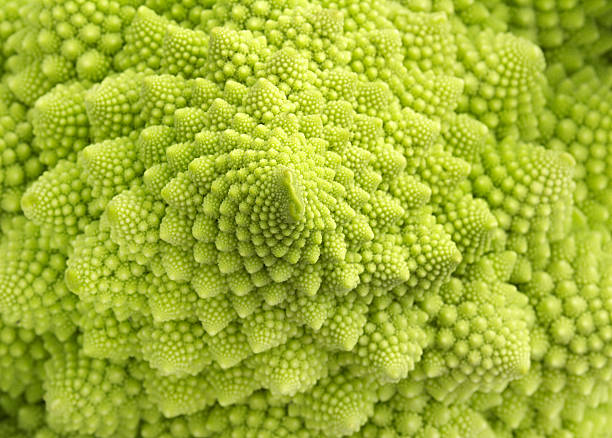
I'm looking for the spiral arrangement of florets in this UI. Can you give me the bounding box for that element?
[0,0,610,437]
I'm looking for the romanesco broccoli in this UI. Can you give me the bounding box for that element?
[0,0,611,437]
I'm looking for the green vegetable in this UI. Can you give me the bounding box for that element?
[0,0,611,437]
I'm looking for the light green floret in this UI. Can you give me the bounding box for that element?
[0,216,77,339]
[478,222,612,437]
[544,64,612,229]
[246,333,327,396]
[456,29,546,139]
[65,221,149,319]
[389,9,458,74]
[206,26,268,85]
[76,49,110,82]
[204,322,252,369]
[135,362,213,418]
[69,221,235,372]
[0,319,47,399]
[139,320,210,377]
[114,6,171,72]
[190,77,222,108]
[133,68,426,310]
[417,253,532,404]
[206,364,261,407]
[265,47,312,94]
[291,372,377,436]
[316,292,368,351]
[4,0,134,92]
[355,390,496,438]
[137,125,175,168]
[160,244,197,282]
[104,185,167,265]
[31,82,90,166]
[348,295,428,382]
[173,108,208,142]
[241,304,299,353]
[438,192,498,267]
[0,99,42,212]
[180,392,312,438]
[140,74,191,127]
[21,160,93,236]
[147,274,200,323]
[473,139,575,258]
[79,137,144,205]
[39,55,73,85]
[0,0,26,63]
[391,67,464,121]
[7,61,54,106]
[401,211,462,296]
[43,336,141,438]
[85,71,144,141]
[441,113,489,163]
[527,228,612,384]
[344,28,403,83]
[80,306,140,363]
[416,143,497,266]
[157,110,376,301]
[161,25,208,79]
[160,172,200,222]
[500,0,612,67]
[159,206,195,248]
[0,394,48,438]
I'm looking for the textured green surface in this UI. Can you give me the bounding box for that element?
[0,0,611,436]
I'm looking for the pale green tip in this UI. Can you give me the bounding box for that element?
[339,413,363,435]
[516,351,531,376]
[279,168,304,223]
[383,362,406,381]
[105,202,120,226]
[64,268,81,293]
[341,335,359,351]
[559,151,576,168]
[275,380,300,397]
[306,314,326,331]
[20,190,37,217]
[485,214,498,230]
[452,248,463,264]
[158,222,171,244]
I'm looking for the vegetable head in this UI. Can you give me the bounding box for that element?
[0,0,611,437]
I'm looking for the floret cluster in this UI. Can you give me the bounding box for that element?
[0,0,611,437]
